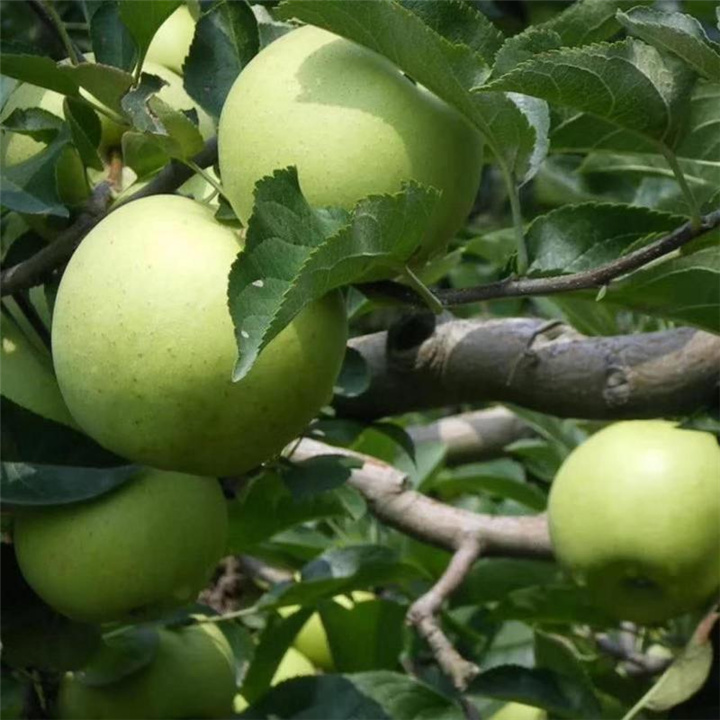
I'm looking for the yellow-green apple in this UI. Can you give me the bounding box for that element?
[146,5,197,75]
[548,420,720,624]
[218,25,483,265]
[279,591,374,670]
[51,195,347,476]
[14,469,227,623]
[488,702,546,720]
[57,623,236,719]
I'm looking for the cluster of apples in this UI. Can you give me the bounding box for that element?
[1,7,485,718]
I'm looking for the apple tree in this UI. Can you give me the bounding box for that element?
[1,1,719,719]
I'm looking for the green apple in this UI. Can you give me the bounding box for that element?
[146,5,196,75]
[280,591,374,670]
[548,420,720,624]
[57,623,236,719]
[233,646,315,713]
[218,25,483,265]
[51,195,347,476]
[14,469,227,624]
[488,702,546,720]
[1,311,77,427]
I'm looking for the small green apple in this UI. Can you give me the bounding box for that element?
[233,646,315,713]
[488,702,546,720]
[218,25,483,265]
[146,5,197,75]
[57,623,236,719]
[1,311,77,428]
[548,420,720,624]
[14,469,227,624]
[51,195,347,476]
[280,591,374,671]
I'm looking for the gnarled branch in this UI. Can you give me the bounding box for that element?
[336,316,720,421]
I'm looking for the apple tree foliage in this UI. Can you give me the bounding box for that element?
[1,1,719,719]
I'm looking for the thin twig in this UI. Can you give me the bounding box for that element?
[407,540,483,689]
[38,0,81,64]
[359,209,720,308]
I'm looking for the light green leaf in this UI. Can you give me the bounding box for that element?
[527,203,684,274]
[0,53,79,96]
[492,28,563,78]
[617,7,720,81]
[543,0,639,47]
[228,167,439,381]
[0,107,64,143]
[487,38,695,145]
[60,62,135,115]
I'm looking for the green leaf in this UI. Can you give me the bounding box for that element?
[120,0,182,60]
[0,107,64,143]
[487,38,695,145]
[603,244,720,333]
[534,632,602,719]
[633,638,714,714]
[0,462,138,507]
[241,672,465,720]
[543,0,639,47]
[492,28,563,78]
[428,459,547,511]
[60,62,135,115]
[241,607,315,704]
[321,598,406,672]
[333,346,370,399]
[76,626,160,687]
[280,455,357,499]
[469,664,597,719]
[63,98,103,171]
[278,0,548,185]
[527,203,684,274]
[0,134,72,217]
[617,7,720,82]
[89,0,138,71]
[184,0,259,118]
[0,53,79,96]
[121,131,170,178]
[0,397,124,468]
[228,167,439,381]
[1,670,28,719]
[226,470,347,553]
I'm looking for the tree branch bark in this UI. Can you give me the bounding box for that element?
[407,407,533,465]
[336,315,720,421]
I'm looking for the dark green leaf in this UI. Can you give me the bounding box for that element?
[492,27,563,77]
[121,131,170,178]
[527,203,684,275]
[228,167,438,381]
[120,0,182,59]
[604,244,720,332]
[240,607,315,704]
[226,470,347,553]
[321,598,406,672]
[543,0,638,47]
[280,455,357,499]
[184,0,259,118]
[60,62,134,115]
[0,107,64,143]
[241,671,465,720]
[0,462,138,507]
[617,7,720,82]
[469,664,596,719]
[89,1,138,71]
[0,398,125,468]
[334,346,370,398]
[0,53,79,96]
[77,626,160,687]
[487,38,696,145]
[63,98,103,170]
